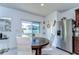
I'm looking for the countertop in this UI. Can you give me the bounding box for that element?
[0,38,8,40]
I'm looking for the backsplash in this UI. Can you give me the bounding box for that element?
[74,27,79,37]
[75,27,79,31]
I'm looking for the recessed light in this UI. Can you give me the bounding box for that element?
[41,3,44,6]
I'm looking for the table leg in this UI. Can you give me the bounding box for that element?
[36,48,42,55]
[35,49,38,55]
[39,48,41,55]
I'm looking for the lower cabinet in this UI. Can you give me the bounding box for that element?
[3,48,17,55]
[74,37,79,54]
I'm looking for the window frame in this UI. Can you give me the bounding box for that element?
[21,20,40,36]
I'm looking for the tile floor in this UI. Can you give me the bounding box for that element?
[42,47,71,55]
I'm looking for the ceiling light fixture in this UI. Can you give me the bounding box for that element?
[41,3,44,6]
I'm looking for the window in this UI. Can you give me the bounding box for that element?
[32,22,40,34]
[22,21,40,37]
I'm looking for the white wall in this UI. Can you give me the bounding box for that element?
[0,6,45,49]
[45,11,63,48]
[45,11,58,40]
[61,7,79,20]
[45,11,62,39]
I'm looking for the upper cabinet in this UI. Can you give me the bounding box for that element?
[75,9,79,27]
[0,18,11,32]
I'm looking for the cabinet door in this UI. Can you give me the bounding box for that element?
[74,37,79,54]
[75,9,79,27]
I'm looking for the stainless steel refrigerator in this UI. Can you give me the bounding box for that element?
[61,19,73,53]
[52,19,73,53]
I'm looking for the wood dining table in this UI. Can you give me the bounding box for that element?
[32,37,49,55]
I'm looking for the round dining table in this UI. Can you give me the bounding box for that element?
[32,37,49,55]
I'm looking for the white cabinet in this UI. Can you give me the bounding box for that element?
[3,48,17,55]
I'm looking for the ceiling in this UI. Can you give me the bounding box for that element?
[0,3,79,17]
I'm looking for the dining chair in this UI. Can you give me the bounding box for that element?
[42,34,55,55]
[16,36,32,55]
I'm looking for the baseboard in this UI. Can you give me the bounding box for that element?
[56,47,73,55]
